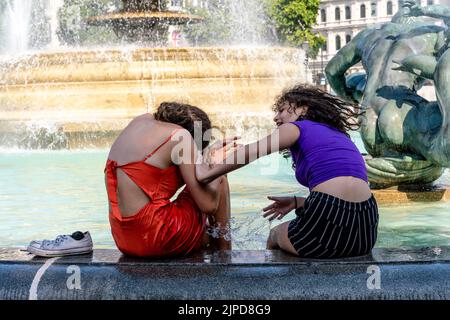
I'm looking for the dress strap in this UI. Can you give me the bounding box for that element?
[143,129,182,161]
[105,160,122,220]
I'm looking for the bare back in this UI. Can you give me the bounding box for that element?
[312,176,372,203]
[106,113,182,217]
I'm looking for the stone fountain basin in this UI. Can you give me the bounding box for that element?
[0,47,304,148]
[0,47,303,121]
[0,247,449,300]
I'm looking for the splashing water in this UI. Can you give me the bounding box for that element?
[202,216,275,249]
[0,120,69,150]
[206,221,232,242]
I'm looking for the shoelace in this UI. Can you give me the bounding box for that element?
[42,235,69,248]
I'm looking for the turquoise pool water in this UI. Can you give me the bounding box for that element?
[0,137,449,250]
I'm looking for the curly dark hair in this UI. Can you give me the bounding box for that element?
[273,84,364,137]
[153,102,212,150]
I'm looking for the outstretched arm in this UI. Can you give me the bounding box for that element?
[325,30,368,102]
[410,4,450,23]
[195,123,300,184]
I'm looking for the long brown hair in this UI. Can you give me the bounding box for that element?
[273,84,364,137]
[153,102,212,150]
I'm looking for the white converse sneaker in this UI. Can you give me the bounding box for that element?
[27,231,93,257]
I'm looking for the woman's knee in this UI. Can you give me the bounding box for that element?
[267,224,284,248]
[219,175,229,189]
[266,228,279,249]
[267,222,298,255]
[214,175,231,213]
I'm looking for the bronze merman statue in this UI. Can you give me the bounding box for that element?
[326,0,450,188]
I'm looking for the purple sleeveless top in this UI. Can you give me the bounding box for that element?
[289,120,368,190]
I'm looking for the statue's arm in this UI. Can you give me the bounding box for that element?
[392,54,438,80]
[412,4,450,22]
[325,32,366,102]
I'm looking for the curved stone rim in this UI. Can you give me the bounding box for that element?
[86,11,203,26]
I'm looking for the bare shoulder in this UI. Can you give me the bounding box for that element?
[130,113,154,123]
[279,123,301,137]
[119,113,153,133]
[152,118,185,133]
[129,114,184,135]
[273,123,300,150]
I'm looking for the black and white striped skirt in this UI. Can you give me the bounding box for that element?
[287,191,379,259]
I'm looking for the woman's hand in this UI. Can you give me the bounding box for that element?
[262,196,296,221]
[204,136,241,166]
[196,136,241,184]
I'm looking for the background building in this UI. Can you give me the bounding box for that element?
[168,0,208,10]
[309,0,440,88]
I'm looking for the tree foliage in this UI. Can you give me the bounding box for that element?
[268,0,325,57]
[57,0,119,46]
[182,0,324,56]
[182,0,277,46]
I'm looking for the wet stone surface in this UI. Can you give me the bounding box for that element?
[0,247,449,266]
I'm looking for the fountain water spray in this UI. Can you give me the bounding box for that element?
[0,0,306,150]
[2,0,33,54]
[47,0,64,50]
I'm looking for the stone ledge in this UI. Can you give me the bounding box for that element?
[0,247,449,300]
[372,186,450,205]
[1,247,449,266]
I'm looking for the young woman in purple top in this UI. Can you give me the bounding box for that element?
[196,84,378,258]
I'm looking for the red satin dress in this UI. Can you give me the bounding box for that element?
[104,130,206,258]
